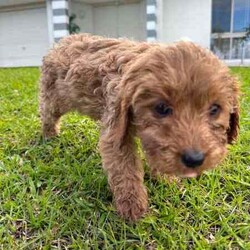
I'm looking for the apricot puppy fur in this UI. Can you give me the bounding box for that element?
[40,34,239,221]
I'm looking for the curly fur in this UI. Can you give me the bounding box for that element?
[39,34,240,221]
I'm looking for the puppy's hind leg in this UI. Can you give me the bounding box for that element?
[39,78,69,139]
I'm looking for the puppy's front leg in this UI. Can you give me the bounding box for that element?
[99,132,148,221]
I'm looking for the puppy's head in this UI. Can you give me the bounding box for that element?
[115,41,239,177]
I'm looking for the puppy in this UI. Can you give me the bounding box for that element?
[39,34,239,221]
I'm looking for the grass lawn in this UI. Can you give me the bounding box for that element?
[0,67,249,249]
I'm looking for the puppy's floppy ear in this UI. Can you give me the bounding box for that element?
[111,95,132,148]
[227,107,239,144]
[101,83,133,150]
[227,76,240,144]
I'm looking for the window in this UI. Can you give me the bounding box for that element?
[233,0,250,32]
[231,38,243,58]
[212,0,232,32]
[211,38,230,59]
[211,0,250,60]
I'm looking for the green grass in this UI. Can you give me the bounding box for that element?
[0,67,249,249]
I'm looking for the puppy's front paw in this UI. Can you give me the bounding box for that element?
[114,184,148,221]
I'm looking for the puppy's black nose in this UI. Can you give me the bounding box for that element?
[181,150,205,168]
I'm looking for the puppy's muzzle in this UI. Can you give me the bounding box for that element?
[181,150,205,168]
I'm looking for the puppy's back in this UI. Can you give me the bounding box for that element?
[42,34,138,74]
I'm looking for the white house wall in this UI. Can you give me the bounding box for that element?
[93,2,146,40]
[0,6,49,67]
[71,1,94,33]
[71,1,146,41]
[116,2,146,41]
[160,0,212,48]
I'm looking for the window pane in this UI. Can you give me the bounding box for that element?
[231,38,250,59]
[242,39,250,58]
[232,38,243,58]
[211,38,230,59]
[233,0,250,32]
[244,42,250,58]
[212,0,232,33]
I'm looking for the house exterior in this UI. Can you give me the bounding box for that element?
[0,0,249,67]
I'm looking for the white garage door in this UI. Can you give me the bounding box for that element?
[0,7,50,67]
[93,2,146,41]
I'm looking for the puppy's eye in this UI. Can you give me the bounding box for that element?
[154,102,173,117]
[209,104,221,117]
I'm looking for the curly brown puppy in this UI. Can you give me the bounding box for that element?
[39,34,239,221]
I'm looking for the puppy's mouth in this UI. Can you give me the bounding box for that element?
[177,150,213,178]
[179,171,199,178]
[177,157,217,178]
[177,166,204,178]
[164,163,200,178]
